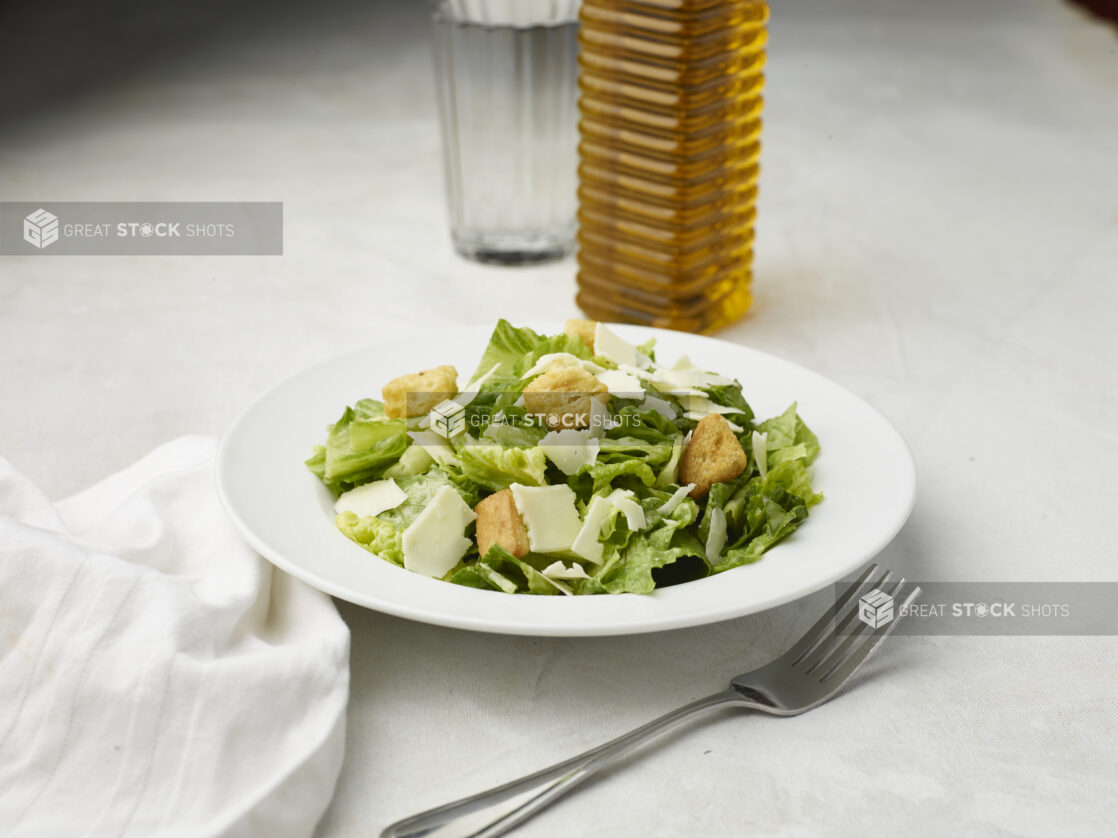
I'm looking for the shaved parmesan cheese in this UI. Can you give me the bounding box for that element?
[594,323,650,369]
[705,506,728,563]
[596,368,644,397]
[509,484,582,553]
[570,494,613,564]
[334,478,407,518]
[681,395,743,417]
[587,395,611,439]
[539,429,600,476]
[542,561,590,580]
[520,353,603,380]
[460,361,501,399]
[609,489,646,531]
[657,484,696,516]
[683,414,744,433]
[401,486,476,577]
[633,366,705,398]
[570,489,648,564]
[752,431,768,479]
[634,362,734,396]
[407,431,461,467]
[682,395,746,432]
[671,367,734,389]
[641,394,677,419]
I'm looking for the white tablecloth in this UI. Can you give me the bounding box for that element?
[2,0,1116,834]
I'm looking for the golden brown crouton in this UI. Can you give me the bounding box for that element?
[474,489,530,558]
[523,363,609,430]
[680,414,748,499]
[382,365,458,418]
[564,318,597,352]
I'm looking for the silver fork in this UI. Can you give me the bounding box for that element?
[381,564,919,838]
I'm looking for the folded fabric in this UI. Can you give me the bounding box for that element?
[0,437,350,838]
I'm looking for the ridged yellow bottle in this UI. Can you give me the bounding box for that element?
[575,0,769,333]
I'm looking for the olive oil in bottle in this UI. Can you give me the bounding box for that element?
[575,0,769,332]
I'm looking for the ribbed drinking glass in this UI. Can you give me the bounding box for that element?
[432,0,581,264]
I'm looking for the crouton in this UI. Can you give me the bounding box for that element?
[564,318,597,352]
[680,414,748,499]
[474,489,530,558]
[382,365,458,418]
[523,363,609,430]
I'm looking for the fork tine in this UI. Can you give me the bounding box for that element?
[804,576,906,675]
[788,564,888,666]
[818,585,921,686]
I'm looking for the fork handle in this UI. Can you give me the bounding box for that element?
[380,688,745,838]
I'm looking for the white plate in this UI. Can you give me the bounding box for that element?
[217,323,915,636]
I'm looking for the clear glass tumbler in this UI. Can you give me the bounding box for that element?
[432,0,580,265]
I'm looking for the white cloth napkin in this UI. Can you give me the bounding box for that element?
[0,437,350,838]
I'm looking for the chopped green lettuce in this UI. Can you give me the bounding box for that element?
[701,383,755,429]
[382,444,435,479]
[518,333,593,377]
[569,459,657,497]
[458,443,548,491]
[308,400,408,496]
[454,545,564,595]
[481,420,548,449]
[757,402,820,463]
[307,321,823,596]
[377,468,475,530]
[469,319,544,385]
[336,511,404,565]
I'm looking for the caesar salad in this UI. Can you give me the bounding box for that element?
[306,319,821,595]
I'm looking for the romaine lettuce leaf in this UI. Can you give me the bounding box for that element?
[449,545,564,595]
[697,444,820,575]
[377,468,476,530]
[606,406,680,444]
[585,524,705,595]
[762,459,822,508]
[701,383,755,428]
[517,333,593,376]
[463,321,555,437]
[596,436,675,469]
[382,444,434,479]
[458,443,548,491]
[469,319,544,384]
[574,484,706,595]
[654,435,685,489]
[568,459,657,498]
[713,485,810,573]
[336,511,404,565]
[757,403,820,464]
[308,401,409,495]
[481,419,548,449]
[445,565,502,591]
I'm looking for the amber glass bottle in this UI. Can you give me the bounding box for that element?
[575,0,769,333]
